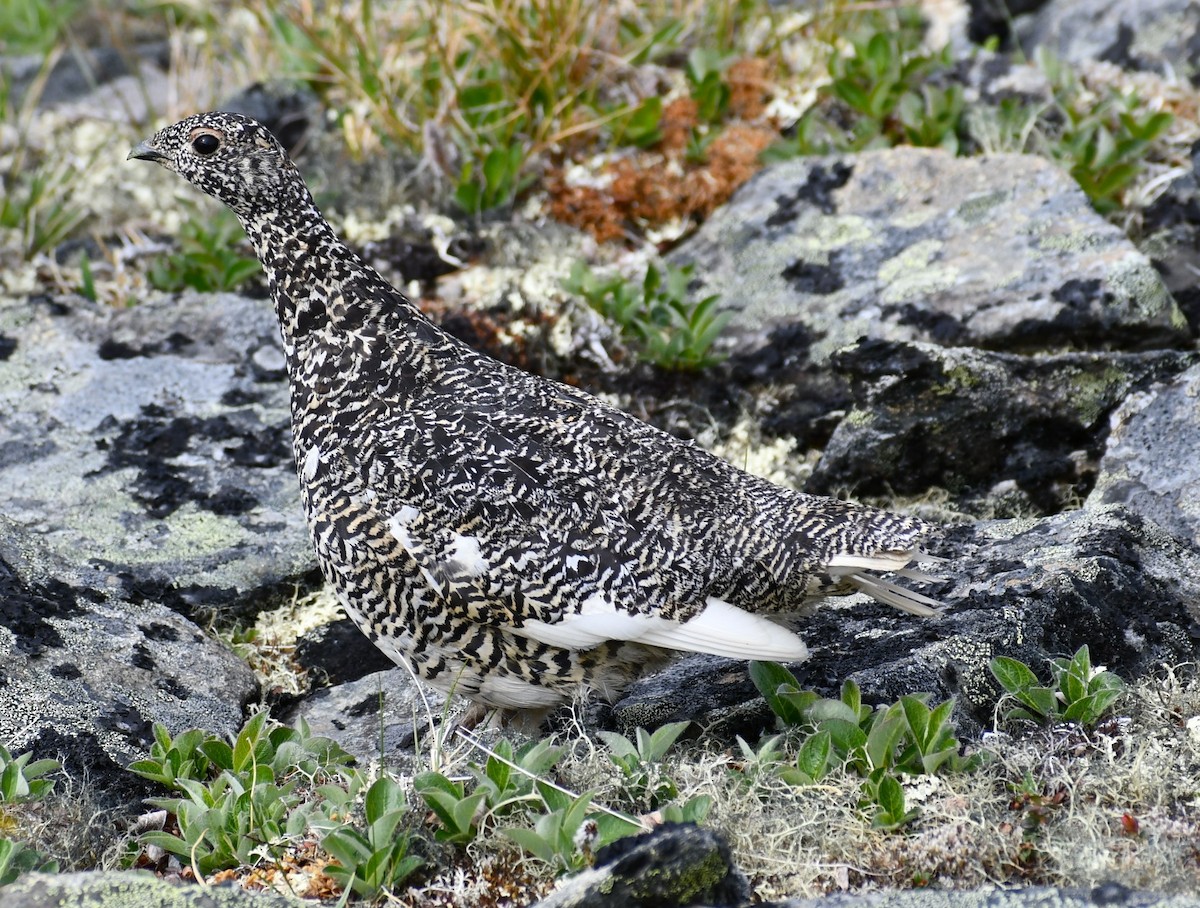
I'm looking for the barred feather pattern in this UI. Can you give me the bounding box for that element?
[130,112,940,710]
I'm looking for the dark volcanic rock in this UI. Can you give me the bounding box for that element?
[806,339,1199,514]
[294,615,396,687]
[532,823,751,908]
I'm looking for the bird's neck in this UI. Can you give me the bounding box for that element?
[238,195,426,364]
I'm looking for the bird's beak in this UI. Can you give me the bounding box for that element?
[128,139,168,163]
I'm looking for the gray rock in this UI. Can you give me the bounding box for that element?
[613,505,1200,740]
[1088,362,1200,547]
[768,881,1200,907]
[284,667,445,769]
[1138,161,1200,335]
[0,43,168,110]
[533,823,751,908]
[1017,0,1200,83]
[0,871,297,908]
[0,293,314,619]
[807,339,1199,514]
[671,149,1187,366]
[0,517,256,802]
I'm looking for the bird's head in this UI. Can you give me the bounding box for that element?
[129,111,305,220]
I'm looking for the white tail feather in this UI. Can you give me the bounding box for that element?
[846,571,941,617]
[515,596,809,662]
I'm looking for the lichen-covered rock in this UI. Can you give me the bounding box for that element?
[1016,0,1200,83]
[767,880,1200,907]
[612,505,1200,739]
[532,823,750,908]
[0,292,314,619]
[0,518,256,800]
[807,339,1199,514]
[671,149,1188,365]
[283,667,445,768]
[1088,361,1200,547]
[0,871,298,908]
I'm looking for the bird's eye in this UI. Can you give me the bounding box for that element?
[192,133,220,155]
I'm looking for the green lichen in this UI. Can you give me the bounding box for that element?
[955,189,1008,225]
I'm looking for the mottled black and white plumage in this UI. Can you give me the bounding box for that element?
[130,112,941,712]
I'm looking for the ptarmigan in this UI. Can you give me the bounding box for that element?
[130,112,941,715]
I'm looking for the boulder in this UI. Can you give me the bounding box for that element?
[671,149,1188,366]
[1088,361,1200,547]
[0,292,315,620]
[1016,0,1200,83]
[807,339,1199,514]
[0,518,256,801]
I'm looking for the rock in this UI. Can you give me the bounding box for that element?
[282,668,445,768]
[532,823,751,908]
[613,505,1200,740]
[0,293,315,620]
[1016,0,1200,84]
[767,881,1200,907]
[0,518,256,802]
[0,871,298,908]
[219,82,321,156]
[1088,361,1200,547]
[671,149,1188,366]
[1138,154,1200,334]
[294,616,396,687]
[965,0,1054,46]
[0,43,168,110]
[806,339,1199,514]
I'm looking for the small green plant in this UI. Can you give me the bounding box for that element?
[0,0,83,55]
[0,159,91,259]
[686,48,732,124]
[564,261,730,370]
[990,644,1126,726]
[412,772,487,845]
[765,13,961,159]
[0,838,58,886]
[469,737,564,816]
[1036,51,1173,214]
[0,748,61,886]
[129,712,358,878]
[320,776,423,898]
[501,785,600,874]
[597,721,690,811]
[147,205,261,293]
[0,748,59,804]
[750,662,982,828]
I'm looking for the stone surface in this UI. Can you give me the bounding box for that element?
[1016,0,1200,83]
[807,339,1199,514]
[769,881,1200,907]
[0,871,298,908]
[532,823,751,908]
[0,517,256,802]
[671,149,1188,365]
[283,667,446,768]
[612,505,1200,740]
[0,292,315,619]
[1088,361,1200,547]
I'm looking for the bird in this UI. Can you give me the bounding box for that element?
[129,111,942,717]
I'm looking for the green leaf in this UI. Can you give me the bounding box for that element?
[990,656,1040,695]
[796,730,831,781]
